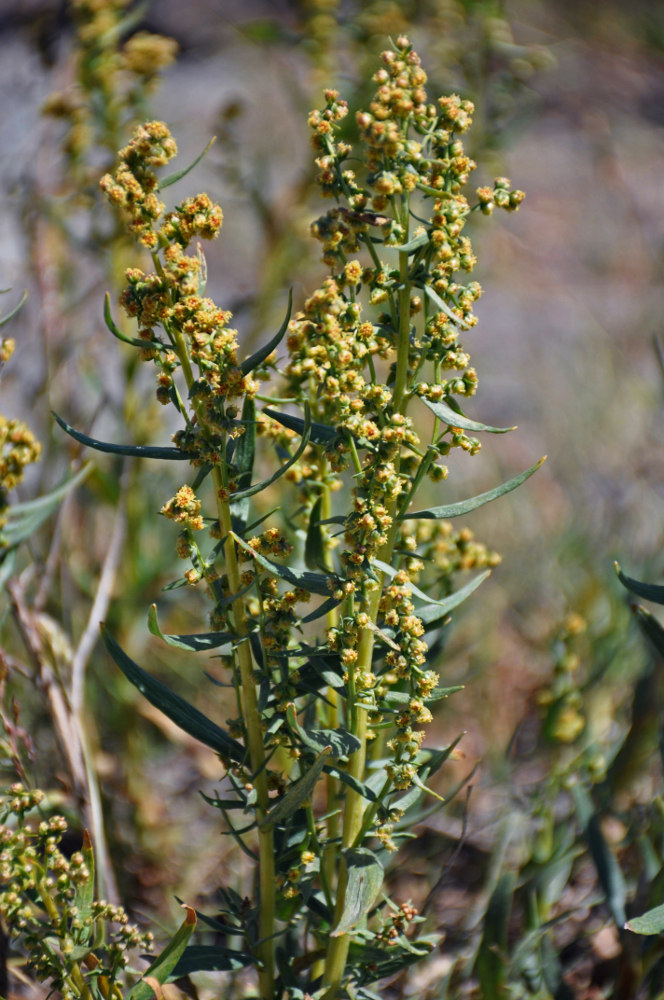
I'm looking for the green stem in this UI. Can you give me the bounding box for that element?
[322,235,413,1000]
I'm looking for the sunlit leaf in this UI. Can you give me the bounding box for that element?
[102,627,245,763]
[260,747,331,829]
[331,848,383,936]
[231,531,341,596]
[128,906,196,1000]
[401,457,545,521]
[626,904,664,935]
[147,604,238,652]
[0,290,27,328]
[2,463,93,550]
[160,137,216,189]
[421,395,515,434]
[264,407,339,445]
[240,290,292,374]
[170,944,253,975]
[615,562,664,606]
[54,413,190,460]
[305,496,326,570]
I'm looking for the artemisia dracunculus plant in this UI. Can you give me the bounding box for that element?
[53,35,540,1000]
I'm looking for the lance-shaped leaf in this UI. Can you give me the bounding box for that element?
[373,559,489,616]
[240,290,292,374]
[104,293,163,349]
[159,137,216,189]
[324,766,378,802]
[626,904,664,936]
[633,605,664,659]
[286,703,360,758]
[102,627,245,763]
[147,604,238,653]
[423,283,471,330]
[305,496,326,570]
[615,562,664,606]
[264,407,339,446]
[170,945,253,976]
[421,395,515,434]
[392,230,429,254]
[73,831,95,944]
[413,571,491,633]
[54,413,191,461]
[260,746,331,829]
[2,462,93,550]
[230,403,312,503]
[401,457,545,521]
[0,289,27,328]
[331,848,384,937]
[475,872,515,1000]
[231,531,341,596]
[129,906,196,1000]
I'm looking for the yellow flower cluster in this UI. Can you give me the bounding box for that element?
[0,417,42,529]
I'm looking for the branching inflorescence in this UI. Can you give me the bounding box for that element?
[37,35,538,1000]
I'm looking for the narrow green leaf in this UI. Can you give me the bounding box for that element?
[264,407,339,445]
[615,562,664,606]
[260,747,331,829]
[147,604,238,652]
[421,395,515,434]
[573,785,627,928]
[2,463,93,549]
[233,396,256,490]
[331,848,384,936]
[128,906,196,1000]
[170,945,253,976]
[305,496,326,570]
[626,903,664,935]
[401,457,546,521]
[73,831,95,943]
[475,871,515,1000]
[159,136,216,189]
[0,290,27,328]
[324,766,378,802]
[102,627,245,763]
[230,402,311,502]
[240,290,292,374]
[374,559,490,616]
[53,413,190,460]
[104,293,162,349]
[633,605,664,659]
[286,703,360,758]
[423,283,471,330]
[231,530,341,596]
[392,230,429,253]
[299,594,343,625]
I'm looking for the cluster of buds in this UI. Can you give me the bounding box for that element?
[0,415,42,531]
[0,785,153,995]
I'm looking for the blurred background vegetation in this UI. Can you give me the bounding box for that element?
[3,0,664,997]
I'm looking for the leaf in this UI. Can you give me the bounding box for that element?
[299,594,343,625]
[73,831,95,943]
[159,137,216,189]
[240,290,292,374]
[572,784,626,927]
[170,944,253,976]
[2,463,93,549]
[264,407,339,446]
[633,605,664,659]
[104,293,162,349]
[147,604,238,652]
[626,903,664,935]
[401,457,546,521]
[331,848,384,936]
[421,395,515,435]
[53,413,191,461]
[305,496,325,570]
[373,559,490,615]
[128,906,196,1000]
[615,562,664,606]
[0,289,27,328]
[391,230,429,253]
[233,396,256,491]
[230,403,312,502]
[102,627,245,763]
[286,703,360,758]
[260,746,332,829]
[231,531,340,596]
[475,871,515,1000]
[423,283,472,330]
[324,766,378,803]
